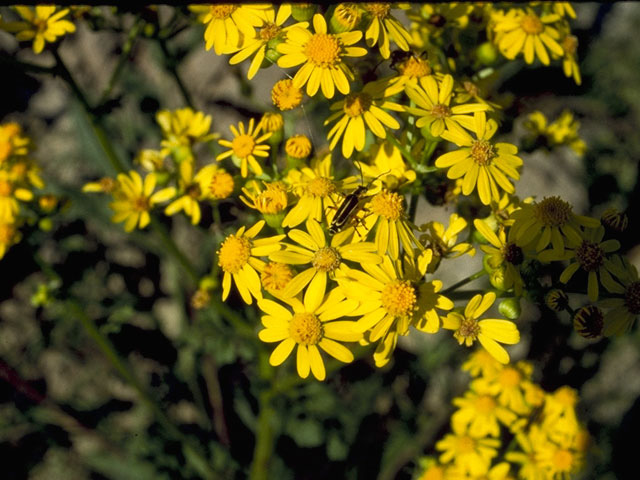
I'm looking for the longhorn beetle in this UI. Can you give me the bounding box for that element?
[328,166,389,235]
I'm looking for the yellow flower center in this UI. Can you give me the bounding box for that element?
[285,135,312,159]
[191,289,211,310]
[369,190,404,221]
[259,22,281,42]
[133,196,150,212]
[430,104,452,119]
[475,395,497,414]
[398,56,432,78]
[381,280,417,317]
[470,139,496,166]
[218,235,251,274]
[272,79,303,111]
[312,246,341,272]
[573,305,604,339]
[625,281,640,314]
[457,318,480,342]
[254,182,288,214]
[305,177,336,198]
[498,367,522,388]
[305,33,342,67]
[364,3,391,19]
[99,177,117,193]
[186,183,201,199]
[231,134,256,159]
[533,196,572,227]
[503,242,524,265]
[552,449,574,472]
[209,4,237,19]
[209,170,235,199]
[33,17,49,34]
[261,262,294,291]
[0,180,12,197]
[343,92,372,117]
[455,435,475,454]
[289,312,324,346]
[521,13,543,35]
[0,223,16,244]
[562,35,578,56]
[576,240,604,272]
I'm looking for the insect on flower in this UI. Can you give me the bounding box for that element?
[328,165,389,235]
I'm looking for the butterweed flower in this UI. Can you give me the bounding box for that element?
[208,167,235,200]
[472,360,534,415]
[257,285,361,381]
[0,171,34,222]
[435,421,500,477]
[156,108,216,157]
[0,123,30,163]
[572,305,604,338]
[271,79,304,111]
[277,14,367,98]
[436,112,522,205]
[452,389,518,437]
[260,262,294,295]
[217,118,272,178]
[361,3,412,59]
[285,135,312,160]
[109,171,176,232]
[196,4,269,55]
[442,292,520,364]
[4,6,75,54]
[0,221,21,259]
[357,141,417,189]
[164,162,221,225]
[419,213,475,273]
[217,220,284,304]
[240,180,288,216]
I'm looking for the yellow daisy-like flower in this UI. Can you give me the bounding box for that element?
[534,429,586,479]
[361,3,412,59]
[492,8,564,65]
[163,162,220,225]
[270,218,381,298]
[282,154,357,229]
[452,389,518,437]
[418,213,476,273]
[560,33,581,86]
[471,360,534,415]
[442,292,520,364]
[385,51,436,91]
[356,141,417,190]
[276,14,367,98]
[82,177,119,195]
[406,74,488,139]
[208,167,235,200]
[324,82,403,158]
[271,78,304,111]
[543,226,620,302]
[285,134,313,160]
[109,171,176,232]
[0,171,34,222]
[436,112,523,205]
[436,421,500,477]
[217,220,284,305]
[216,118,272,178]
[505,427,551,480]
[340,256,453,367]
[195,4,270,55]
[4,6,75,54]
[510,196,599,255]
[461,348,503,380]
[156,108,216,158]
[135,149,166,172]
[363,189,422,259]
[601,256,640,336]
[0,123,30,163]
[239,180,288,215]
[257,285,361,381]
[0,220,21,259]
[260,262,294,295]
[474,219,525,295]
[227,5,306,80]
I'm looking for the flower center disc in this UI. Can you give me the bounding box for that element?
[503,243,524,265]
[231,134,256,159]
[576,241,604,271]
[261,262,293,291]
[364,3,391,19]
[470,139,496,166]
[289,312,323,345]
[312,246,341,272]
[305,177,335,198]
[498,367,521,388]
[431,104,452,119]
[210,4,237,19]
[399,56,431,78]
[552,449,574,471]
[521,14,543,35]
[209,171,234,199]
[218,235,251,274]
[475,395,497,414]
[533,196,572,227]
[305,33,341,67]
[343,92,372,117]
[259,22,280,41]
[381,280,417,317]
[133,196,150,211]
[369,190,404,220]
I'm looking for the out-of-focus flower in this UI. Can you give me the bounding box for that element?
[3,6,75,54]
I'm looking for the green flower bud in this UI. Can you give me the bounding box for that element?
[476,42,498,66]
[499,297,521,320]
[292,3,316,22]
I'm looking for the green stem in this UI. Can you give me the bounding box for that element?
[443,269,487,294]
[156,36,194,108]
[408,192,419,223]
[249,352,277,480]
[149,216,199,283]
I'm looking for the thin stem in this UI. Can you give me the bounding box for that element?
[408,192,419,223]
[249,352,276,480]
[156,36,194,108]
[443,269,487,294]
[149,216,198,283]
[202,355,231,446]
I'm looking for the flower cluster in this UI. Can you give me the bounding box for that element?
[1,6,75,54]
[415,350,590,480]
[523,110,587,156]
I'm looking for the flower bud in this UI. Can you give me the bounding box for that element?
[499,297,521,320]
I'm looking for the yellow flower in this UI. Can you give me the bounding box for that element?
[510,196,599,255]
[340,256,453,367]
[461,349,503,380]
[257,285,361,381]
[276,14,367,98]
[492,8,564,65]
[385,51,436,91]
[436,421,500,477]
[260,262,294,295]
[239,180,288,215]
[270,218,381,298]
[542,226,620,302]
[601,256,640,336]
[452,389,517,437]
[474,219,525,295]
[217,118,272,178]
[442,292,520,364]
[0,123,30,163]
[227,5,305,80]
[156,108,216,157]
[418,213,475,273]
[5,6,75,54]
[523,110,586,156]
[471,361,534,415]
[505,427,550,480]
[285,134,313,160]
[109,171,176,232]
[208,167,235,200]
[82,177,119,195]
[406,74,488,138]
[282,154,357,229]
[361,3,412,59]
[217,220,284,304]
[164,162,221,225]
[436,112,523,205]
[271,78,304,111]
[259,112,284,134]
[0,220,21,259]
[330,3,362,33]
[0,171,34,222]
[324,82,403,158]
[135,149,166,172]
[560,33,581,86]
[356,141,416,190]
[196,4,270,55]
